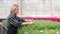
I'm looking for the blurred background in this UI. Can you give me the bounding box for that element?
[0,0,60,19]
[0,0,60,34]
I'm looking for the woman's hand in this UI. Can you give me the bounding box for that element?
[21,20,34,25]
[29,21,34,24]
[25,19,33,22]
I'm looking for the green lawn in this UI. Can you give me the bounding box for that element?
[2,20,60,34]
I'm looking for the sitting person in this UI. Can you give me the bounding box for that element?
[6,4,34,34]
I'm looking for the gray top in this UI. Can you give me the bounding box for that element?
[7,13,25,27]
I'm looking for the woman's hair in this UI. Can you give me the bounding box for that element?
[10,4,19,13]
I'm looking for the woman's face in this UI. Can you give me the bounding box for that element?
[14,7,19,14]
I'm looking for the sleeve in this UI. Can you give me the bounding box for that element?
[18,17,25,22]
[8,17,22,26]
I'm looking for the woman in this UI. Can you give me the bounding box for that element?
[6,4,34,34]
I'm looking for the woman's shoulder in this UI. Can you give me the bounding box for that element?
[7,14,14,19]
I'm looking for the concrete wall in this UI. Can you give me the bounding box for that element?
[0,0,60,18]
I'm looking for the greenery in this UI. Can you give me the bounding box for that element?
[2,20,60,34]
[2,20,7,26]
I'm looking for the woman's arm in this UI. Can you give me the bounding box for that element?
[21,21,34,26]
[21,19,34,25]
[17,17,34,26]
[8,17,23,26]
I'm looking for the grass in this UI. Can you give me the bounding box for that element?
[2,20,60,34]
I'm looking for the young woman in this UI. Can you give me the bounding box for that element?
[6,4,34,34]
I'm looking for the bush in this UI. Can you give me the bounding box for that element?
[2,20,7,26]
[2,20,60,34]
[17,20,60,34]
